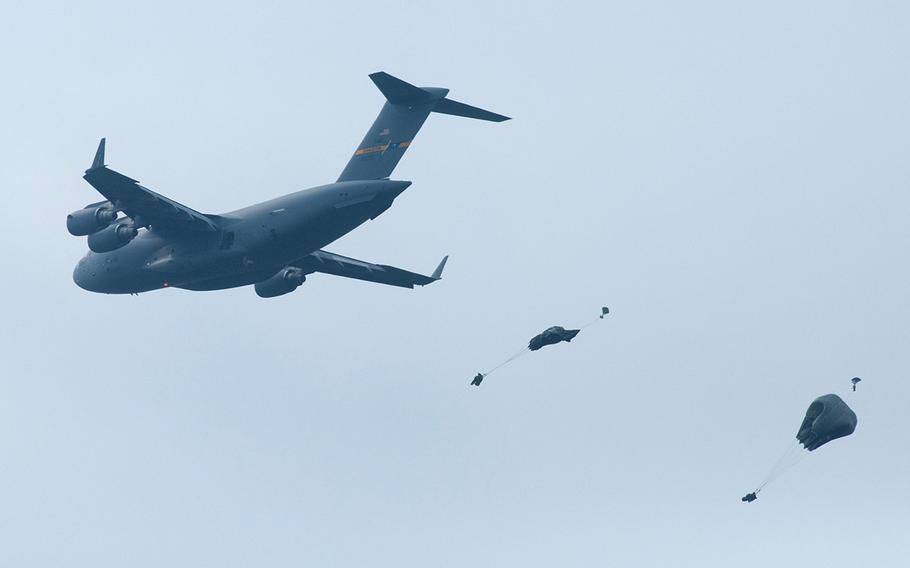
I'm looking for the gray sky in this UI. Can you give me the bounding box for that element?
[2,1,909,566]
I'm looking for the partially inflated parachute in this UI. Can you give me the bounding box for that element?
[469,306,608,387]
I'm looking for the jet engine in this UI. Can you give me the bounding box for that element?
[255,267,306,298]
[67,204,117,236]
[87,222,138,253]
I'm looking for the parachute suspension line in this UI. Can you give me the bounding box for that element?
[579,317,601,330]
[481,346,530,378]
[756,441,809,492]
[762,449,808,490]
[579,308,610,330]
[756,443,799,491]
[475,307,608,383]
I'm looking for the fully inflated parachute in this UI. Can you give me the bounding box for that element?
[742,394,856,503]
[743,393,858,503]
[796,394,857,451]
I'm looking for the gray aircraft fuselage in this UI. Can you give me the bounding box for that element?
[73,179,409,294]
[70,72,509,296]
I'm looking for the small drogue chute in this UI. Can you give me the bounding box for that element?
[743,393,857,502]
[470,306,608,387]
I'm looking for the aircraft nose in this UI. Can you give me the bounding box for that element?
[73,264,85,290]
[73,256,97,292]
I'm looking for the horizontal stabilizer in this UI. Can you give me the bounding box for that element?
[434,98,510,122]
[369,71,510,121]
[369,72,441,104]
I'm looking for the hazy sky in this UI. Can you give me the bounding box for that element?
[2,1,909,566]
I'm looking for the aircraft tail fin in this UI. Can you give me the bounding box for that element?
[337,72,509,182]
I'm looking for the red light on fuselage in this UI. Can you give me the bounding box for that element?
[163,281,169,288]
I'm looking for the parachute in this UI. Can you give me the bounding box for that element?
[851,377,861,391]
[743,393,857,502]
[469,306,608,387]
[528,326,580,351]
[796,394,857,451]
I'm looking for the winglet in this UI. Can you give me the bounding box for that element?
[90,138,106,170]
[430,255,449,280]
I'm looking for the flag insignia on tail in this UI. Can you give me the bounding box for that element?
[336,72,507,182]
[354,140,411,156]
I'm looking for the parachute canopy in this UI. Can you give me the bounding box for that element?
[796,394,857,451]
[470,306,608,386]
[748,392,859,499]
[528,326,580,351]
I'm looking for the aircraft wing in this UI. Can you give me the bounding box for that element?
[82,139,218,234]
[299,250,448,289]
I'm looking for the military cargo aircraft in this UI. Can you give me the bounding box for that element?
[69,72,508,297]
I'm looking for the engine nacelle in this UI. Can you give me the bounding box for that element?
[87,223,138,253]
[255,267,306,298]
[67,204,117,236]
